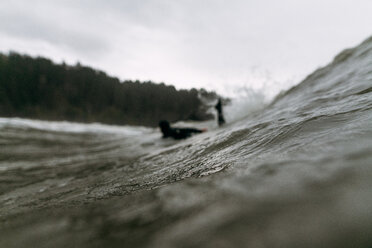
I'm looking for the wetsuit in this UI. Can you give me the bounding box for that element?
[215,99,225,126]
[159,120,204,140]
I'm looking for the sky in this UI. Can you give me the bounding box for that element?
[0,0,371,98]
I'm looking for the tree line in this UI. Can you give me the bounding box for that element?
[0,52,217,126]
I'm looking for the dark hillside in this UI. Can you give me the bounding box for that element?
[0,52,215,126]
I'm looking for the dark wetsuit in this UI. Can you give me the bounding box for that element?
[215,99,225,126]
[159,120,203,140]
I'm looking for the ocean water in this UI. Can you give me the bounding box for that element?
[1,36,372,248]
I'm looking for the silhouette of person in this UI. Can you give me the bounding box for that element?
[215,98,225,126]
[159,120,206,140]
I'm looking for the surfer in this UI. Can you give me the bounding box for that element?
[215,98,225,126]
[159,120,206,140]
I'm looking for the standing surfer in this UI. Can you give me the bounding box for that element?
[215,98,225,126]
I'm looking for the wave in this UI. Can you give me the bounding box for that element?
[0,117,153,135]
[1,35,372,248]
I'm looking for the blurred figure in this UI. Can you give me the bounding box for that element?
[159,120,206,140]
[215,98,225,126]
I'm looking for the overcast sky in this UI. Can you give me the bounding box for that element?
[0,0,371,98]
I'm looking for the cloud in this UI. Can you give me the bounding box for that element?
[0,1,109,58]
[0,0,371,96]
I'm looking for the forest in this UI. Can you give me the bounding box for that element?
[0,52,217,126]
